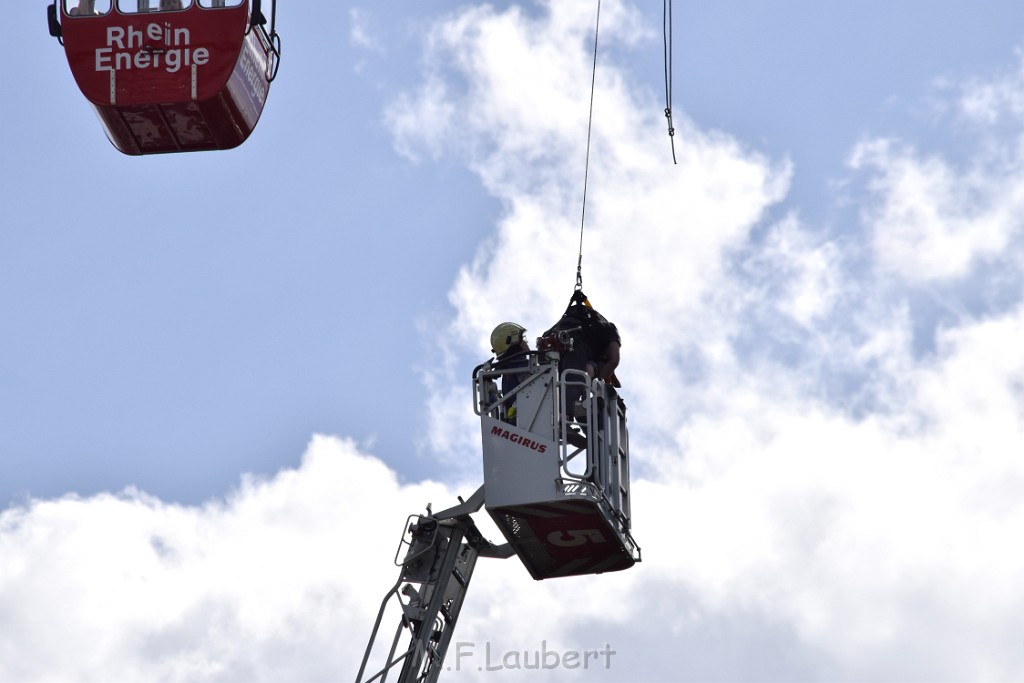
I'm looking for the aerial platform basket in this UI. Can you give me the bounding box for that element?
[473,350,640,580]
[357,348,642,681]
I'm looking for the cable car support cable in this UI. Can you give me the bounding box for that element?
[663,0,677,164]
[576,0,601,294]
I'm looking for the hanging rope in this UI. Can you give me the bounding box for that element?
[663,0,677,164]
[267,0,282,82]
[576,0,602,292]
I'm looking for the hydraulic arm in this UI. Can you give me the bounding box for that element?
[356,488,512,683]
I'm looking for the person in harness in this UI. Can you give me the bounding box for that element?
[539,290,621,418]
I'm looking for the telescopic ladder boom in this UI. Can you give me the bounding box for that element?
[355,489,512,683]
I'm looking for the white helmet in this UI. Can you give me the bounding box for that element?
[490,322,526,355]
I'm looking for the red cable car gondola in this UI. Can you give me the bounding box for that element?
[48,0,280,155]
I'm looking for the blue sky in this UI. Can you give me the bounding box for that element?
[4,1,503,504]
[4,1,1024,680]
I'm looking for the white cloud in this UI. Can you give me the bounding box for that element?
[847,50,1024,289]
[849,137,1024,283]
[740,214,842,327]
[956,48,1024,126]
[349,8,382,53]
[0,436,457,682]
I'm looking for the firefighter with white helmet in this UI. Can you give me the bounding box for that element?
[490,322,526,355]
[490,322,530,420]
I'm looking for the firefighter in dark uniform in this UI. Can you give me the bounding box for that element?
[540,290,621,417]
[490,322,530,421]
